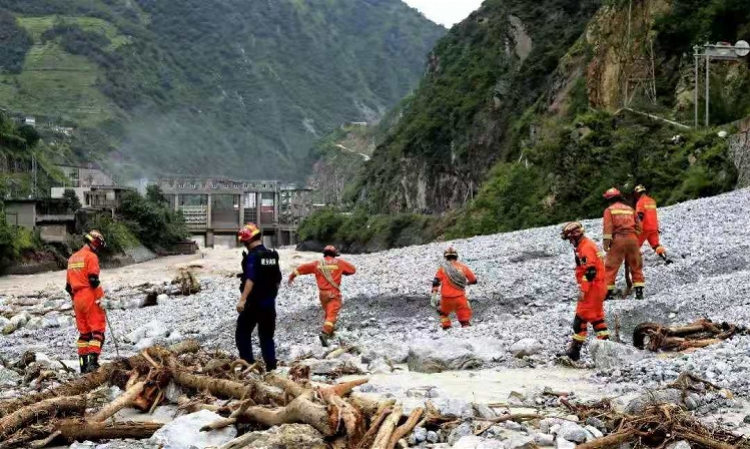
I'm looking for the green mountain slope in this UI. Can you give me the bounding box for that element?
[0,0,444,180]
[354,0,749,221]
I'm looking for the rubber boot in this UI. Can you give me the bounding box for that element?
[88,353,100,372]
[566,341,583,362]
[635,287,644,300]
[319,332,330,348]
[79,355,90,374]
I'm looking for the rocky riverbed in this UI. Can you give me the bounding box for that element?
[3,189,750,448]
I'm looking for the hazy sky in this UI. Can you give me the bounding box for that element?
[403,0,484,27]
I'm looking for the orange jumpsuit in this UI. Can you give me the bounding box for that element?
[635,194,666,256]
[66,246,106,356]
[603,202,644,292]
[432,262,477,329]
[572,237,609,342]
[292,257,356,335]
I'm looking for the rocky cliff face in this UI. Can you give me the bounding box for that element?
[355,0,603,214]
[356,0,750,216]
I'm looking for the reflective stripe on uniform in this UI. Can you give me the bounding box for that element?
[440,317,451,323]
[607,285,615,291]
[324,321,335,327]
[597,330,610,337]
[68,262,85,269]
[321,265,339,270]
[633,282,645,287]
[572,334,587,342]
[88,340,102,348]
[293,269,300,276]
[644,205,657,209]
[603,234,612,240]
[610,210,635,215]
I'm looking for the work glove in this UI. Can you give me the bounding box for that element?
[430,292,441,310]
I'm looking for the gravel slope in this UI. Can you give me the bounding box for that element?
[3,188,750,398]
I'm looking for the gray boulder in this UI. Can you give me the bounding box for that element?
[25,317,44,330]
[448,421,474,445]
[473,403,496,419]
[149,410,236,448]
[407,338,482,373]
[534,433,555,446]
[556,422,588,443]
[555,439,576,449]
[509,338,542,358]
[504,435,535,449]
[667,441,691,449]
[413,426,427,443]
[585,425,604,439]
[589,340,646,370]
[453,436,504,449]
[0,367,21,387]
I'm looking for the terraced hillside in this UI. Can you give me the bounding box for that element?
[0,0,445,180]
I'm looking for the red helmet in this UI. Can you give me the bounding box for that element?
[85,230,106,252]
[603,188,622,200]
[323,245,339,257]
[238,223,261,243]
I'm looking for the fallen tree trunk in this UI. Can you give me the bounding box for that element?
[170,360,285,405]
[356,402,395,449]
[387,407,423,449]
[370,405,402,449]
[575,431,635,449]
[0,340,199,419]
[90,381,146,422]
[57,420,163,442]
[242,392,336,436]
[0,395,86,439]
[0,366,118,419]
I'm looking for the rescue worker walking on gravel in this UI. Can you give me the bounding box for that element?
[66,230,107,374]
[236,223,281,371]
[603,188,646,300]
[561,222,610,361]
[634,185,673,265]
[431,247,477,330]
[288,246,356,347]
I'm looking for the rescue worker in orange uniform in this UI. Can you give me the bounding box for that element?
[66,231,107,373]
[431,247,478,329]
[634,185,673,264]
[602,188,646,300]
[288,245,356,347]
[561,222,610,361]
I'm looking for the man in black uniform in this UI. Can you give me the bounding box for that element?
[236,223,281,371]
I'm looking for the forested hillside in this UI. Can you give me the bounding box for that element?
[352,0,750,231]
[0,0,444,180]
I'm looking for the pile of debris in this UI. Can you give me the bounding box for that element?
[633,319,747,353]
[0,340,496,449]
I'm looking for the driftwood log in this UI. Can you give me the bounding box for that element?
[633,319,743,352]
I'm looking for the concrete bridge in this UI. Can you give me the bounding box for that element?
[155,177,312,248]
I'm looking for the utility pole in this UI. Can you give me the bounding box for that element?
[694,41,750,128]
[706,51,710,127]
[694,46,699,128]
